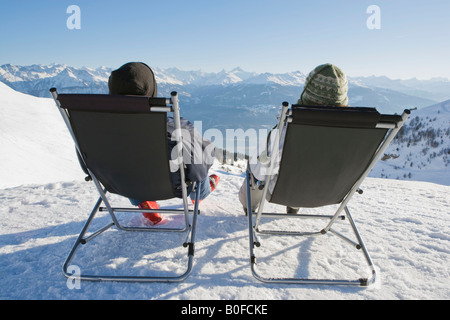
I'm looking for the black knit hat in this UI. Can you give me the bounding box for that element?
[108,62,157,97]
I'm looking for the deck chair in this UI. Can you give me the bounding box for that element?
[50,88,200,282]
[246,102,410,286]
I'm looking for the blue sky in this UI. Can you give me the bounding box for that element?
[1,0,449,79]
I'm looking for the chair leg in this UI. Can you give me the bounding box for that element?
[246,171,376,286]
[62,188,200,283]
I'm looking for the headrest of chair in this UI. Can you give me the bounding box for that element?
[57,94,168,113]
[290,105,382,128]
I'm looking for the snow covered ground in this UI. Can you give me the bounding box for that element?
[0,82,449,300]
[1,165,449,300]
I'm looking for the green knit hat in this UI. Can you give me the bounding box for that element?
[299,63,349,106]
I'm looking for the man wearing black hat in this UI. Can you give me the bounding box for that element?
[108,62,219,225]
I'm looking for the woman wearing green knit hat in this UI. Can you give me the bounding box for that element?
[299,63,349,106]
[238,63,349,215]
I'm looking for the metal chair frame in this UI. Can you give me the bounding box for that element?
[51,89,199,283]
[247,102,410,286]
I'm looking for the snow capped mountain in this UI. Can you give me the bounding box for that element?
[0,64,304,93]
[0,64,110,97]
[0,63,111,84]
[352,75,450,102]
[152,67,301,86]
[2,63,446,104]
[1,63,443,124]
[242,71,306,86]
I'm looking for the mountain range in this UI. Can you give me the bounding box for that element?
[1,64,448,98]
[2,64,449,98]
[2,63,449,135]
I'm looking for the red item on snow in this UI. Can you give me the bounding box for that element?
[138,201,162,225]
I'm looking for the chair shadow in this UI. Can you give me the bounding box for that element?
[241,216,369,293]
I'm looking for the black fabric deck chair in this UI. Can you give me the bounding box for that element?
[246,102,410,286]
[50,88,200,282]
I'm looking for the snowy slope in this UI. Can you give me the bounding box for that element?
[0,163,449,300]
[371,100,450,185]
[0,82,449,300]
[0,82,84,189]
